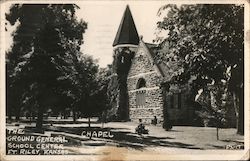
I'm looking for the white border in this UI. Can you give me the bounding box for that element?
[0,0,249,160]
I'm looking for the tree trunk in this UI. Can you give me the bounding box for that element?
[29,112,32,123]
[15,106,21,121]
[216,126,219,140]
[233,90,244,135]
[88,117,91,128]
[63,110,66,119]
[73,108,76,123]
[15,115,20,121]
[232,92,239,129]
[36,107,43,130]
[8,108,12,121]
[237,88,244,135]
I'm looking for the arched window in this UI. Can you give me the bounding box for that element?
[136,78,146,108]
[136,78,146,89]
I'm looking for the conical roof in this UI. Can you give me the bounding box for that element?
[112,5,139,47]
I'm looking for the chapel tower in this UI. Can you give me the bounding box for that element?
[111,5,139,120]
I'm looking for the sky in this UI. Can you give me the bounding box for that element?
[3,1,167,67]
[77,1,165,67]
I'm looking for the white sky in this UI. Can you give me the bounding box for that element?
[77,1,165,67]
[3,1,166,67]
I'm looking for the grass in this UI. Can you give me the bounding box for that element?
[6,118,244,155]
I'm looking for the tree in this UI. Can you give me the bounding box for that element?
[95,65,113,126]
[6,4,87,129]
[155,4,244,134]
[196,83,230,140]
[71,54,99,124]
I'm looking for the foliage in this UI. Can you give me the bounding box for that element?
[107,47,135,121]
[156,4,243,91]
[196,83,234,140]
[5,4,88,128]
[196,85,227,125]
[155,4,244,134]
[74,55,99,118]
[92,65,113,122]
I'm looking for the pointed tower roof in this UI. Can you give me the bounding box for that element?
[113,5,139,47]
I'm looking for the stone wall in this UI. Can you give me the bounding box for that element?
[128,44,161,78]
[127,42,164,124]
[128,88,164,123]
[127,72,161,90]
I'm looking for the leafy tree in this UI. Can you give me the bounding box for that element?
[6,4,87,129]
[95,65,113,125]
[71,54,99,124]
[196,83,229,140]
[155,4,244,134]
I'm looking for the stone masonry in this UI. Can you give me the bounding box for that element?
[127,41,164,123]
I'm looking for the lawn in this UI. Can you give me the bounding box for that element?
[6,118,244,156]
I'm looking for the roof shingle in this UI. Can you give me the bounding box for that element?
[112,5,139,47]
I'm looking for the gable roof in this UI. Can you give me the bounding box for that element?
[141,41,175,82]
[112,5,139,47]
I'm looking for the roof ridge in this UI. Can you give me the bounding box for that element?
[139,40,165,77]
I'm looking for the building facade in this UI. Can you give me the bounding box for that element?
[112,5,194,125]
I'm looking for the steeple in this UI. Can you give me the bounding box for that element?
[112,5,139,47]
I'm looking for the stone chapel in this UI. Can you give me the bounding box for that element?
[111,5,195,125]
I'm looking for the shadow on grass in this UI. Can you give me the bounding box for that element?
[19,120,100,125]
[165,129,184,132]
[110,131,203,150]
[221,139,244,144]
[210,145,225,149]
[25,126,203,150]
